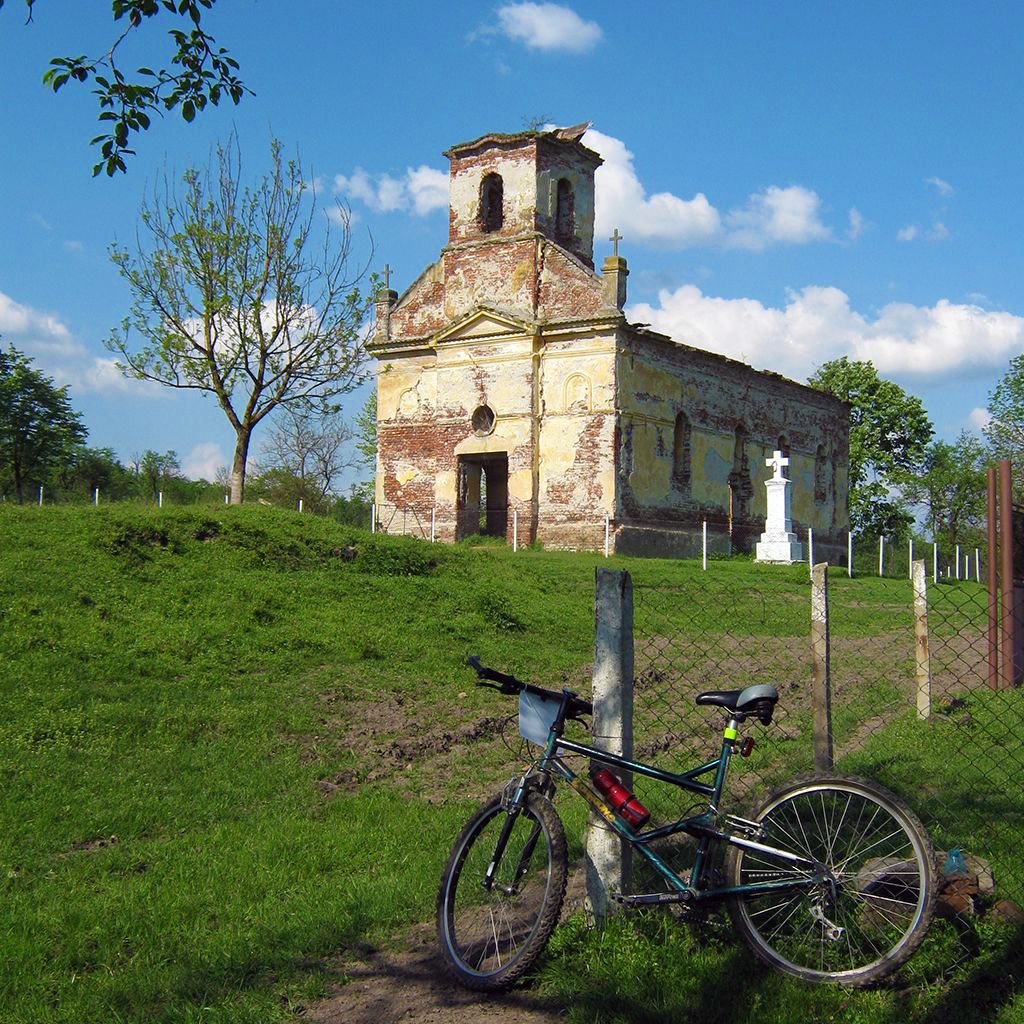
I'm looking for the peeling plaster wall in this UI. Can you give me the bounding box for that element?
[614,332,850,559]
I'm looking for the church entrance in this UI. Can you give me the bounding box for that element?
[456,454,508,540]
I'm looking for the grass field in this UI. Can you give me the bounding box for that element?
[2,504,1023,1023]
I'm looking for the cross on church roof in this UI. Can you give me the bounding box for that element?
[609,228,622,258]
[383,263,391,290]
[766,450,789,480]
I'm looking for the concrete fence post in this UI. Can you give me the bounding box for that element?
[158,491,163,509]
[912,559,931,719]
[702,520,708,571]
[38,486,43,507]
[811,562,834,774]
[431,508,436,543]
[587,568,634,925]
[808,527,814,577]
[513,509,518,553]
[371,504,376,534]
[848,532,853,578]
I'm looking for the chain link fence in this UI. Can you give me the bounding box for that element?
[628,566,1024,952]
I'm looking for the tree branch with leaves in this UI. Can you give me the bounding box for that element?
[3,0,249,176]
[107,136,372,504]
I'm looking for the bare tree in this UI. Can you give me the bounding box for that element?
[260,404,357,499]
[107,136,371,504]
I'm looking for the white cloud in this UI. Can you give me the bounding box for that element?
[627,285,1024,382]
[406,165,449,215]
[724,185,831,251]
[586,128,720,246]
[926,176,955,197]
[183,441,226,481]
[897,224,919,242]
[847,207,865,241]
[584,128,833,252]
[969,407,992,430]
[927,221,950,242]
[0,289,158,397]
[496,3,602,53]
[332,165,447,216]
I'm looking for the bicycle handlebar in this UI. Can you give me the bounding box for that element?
[465,655,593,718]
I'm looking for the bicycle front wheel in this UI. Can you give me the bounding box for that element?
[727,775,935,986]
[436,790,567,990]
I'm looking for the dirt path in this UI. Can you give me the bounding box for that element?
[306,934,566,1024]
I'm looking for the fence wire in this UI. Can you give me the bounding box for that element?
[629,569,1024,965]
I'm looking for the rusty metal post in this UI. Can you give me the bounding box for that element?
[912,560,931,719]
[1000,460,1015,689]
[988,467,999,690]
[587,568,634,923]
[811,563,833,773]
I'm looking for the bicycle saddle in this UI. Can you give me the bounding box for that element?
[696,684,779,724]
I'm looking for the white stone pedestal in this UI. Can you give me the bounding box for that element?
[756,454,804,564]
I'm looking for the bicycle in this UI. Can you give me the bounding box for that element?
[436,656,935,991]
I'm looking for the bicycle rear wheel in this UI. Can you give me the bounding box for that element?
[727,775,934,986]
[437,790,567,990]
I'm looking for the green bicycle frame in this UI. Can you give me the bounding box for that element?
[519,703,821,904]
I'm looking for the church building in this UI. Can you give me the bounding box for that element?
[368,124,850,560]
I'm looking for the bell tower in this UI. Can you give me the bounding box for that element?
[443,122,602,268]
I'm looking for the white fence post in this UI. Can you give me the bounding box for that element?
[848,532,853,577]
[878,537,884,577]
[808,527,814,577]
[298,498,303,513]
[933,542,938,584]
[702,520,708,571]
[604,515,610,558]
[587,568,634,924]
[224,493,229,505]
[513,509,518,553]
[431,508,436,543]
[909,538,913,580]
[371,504,376,534]
[93,487,99,506]
[158,491,163,508]
[956,544,961,580]
[913,559,931,720]
[38,486,43,506]
[976,548,981,583]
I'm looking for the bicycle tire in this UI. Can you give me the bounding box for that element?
[436,790,567,990]
[726,774,935,986]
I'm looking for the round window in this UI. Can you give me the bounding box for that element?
[472,405,496,436]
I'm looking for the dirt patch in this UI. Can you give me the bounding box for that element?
[309,871,588,1024]
[306,941,565,1024]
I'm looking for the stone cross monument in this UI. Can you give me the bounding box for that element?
[755,451,804,563]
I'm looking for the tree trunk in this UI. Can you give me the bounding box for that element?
[231,429,252,505]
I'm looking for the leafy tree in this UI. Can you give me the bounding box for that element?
[985,352,1024,499]
[352,391,377,501]
[3,0,248,176]
[59,445,135,500]
[808,357,933,537]
[0,346,88,502]
[901,432,988,547]
[107,137,371,505]
[137,448,181,498]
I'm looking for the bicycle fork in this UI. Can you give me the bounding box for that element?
[482,778,544,893]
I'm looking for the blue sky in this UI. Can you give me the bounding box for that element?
[2,1,1023,484]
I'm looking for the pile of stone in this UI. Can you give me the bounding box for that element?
[936,849,1024,923]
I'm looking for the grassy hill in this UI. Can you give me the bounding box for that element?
[2,505,1022,1023]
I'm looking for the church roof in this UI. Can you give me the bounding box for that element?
[443,123,601,165]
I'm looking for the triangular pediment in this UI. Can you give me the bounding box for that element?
[434,307,534,345]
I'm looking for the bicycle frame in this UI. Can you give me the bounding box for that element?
[503,695,823,906]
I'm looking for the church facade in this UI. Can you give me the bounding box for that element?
[368,125,850,560]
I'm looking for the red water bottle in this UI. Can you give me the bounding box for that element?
[591,769,650,829]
